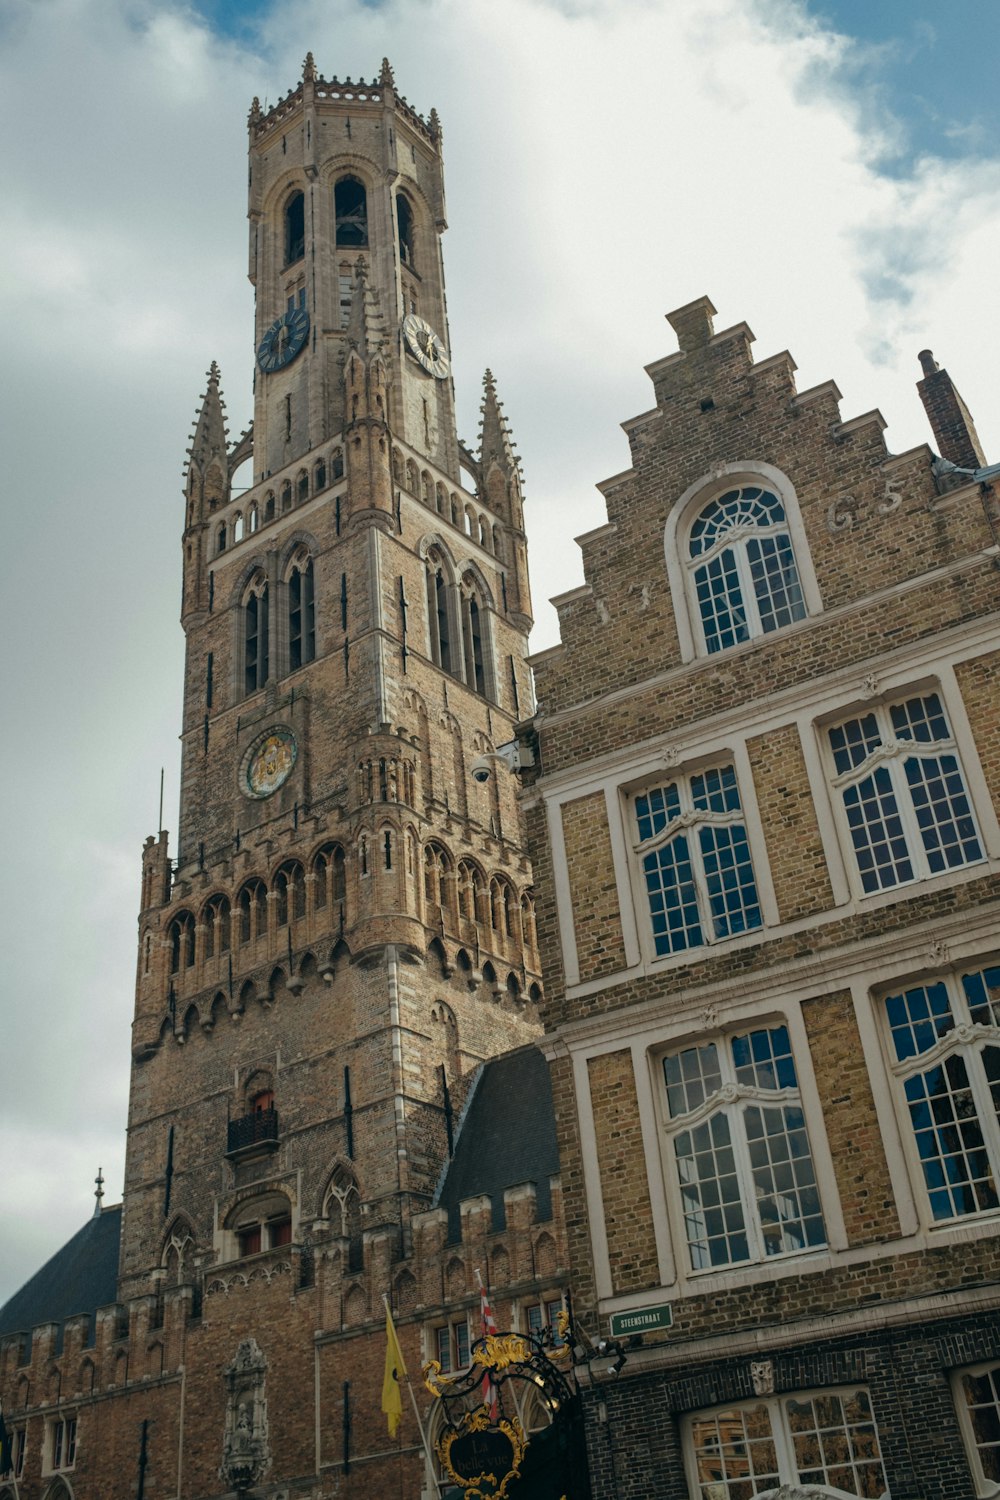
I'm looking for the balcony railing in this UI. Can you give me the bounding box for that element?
[227,1107,279,1156]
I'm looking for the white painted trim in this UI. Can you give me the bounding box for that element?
[545,797,579,989]
[573,1049,613,1301]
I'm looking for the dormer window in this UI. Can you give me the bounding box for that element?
[284,191,305,265]
[335,177,368,247]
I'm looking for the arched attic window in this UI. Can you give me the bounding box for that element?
[687,484,807,654]
[287,549,316,671]
[243,571,270,695]
[335,177,368,247]
[230,1192,292,1258]
[396,192,415,268]
[284,191,305,266]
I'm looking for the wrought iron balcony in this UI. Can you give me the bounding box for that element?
[226,1107,279,1157]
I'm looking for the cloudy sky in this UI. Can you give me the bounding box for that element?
[2,0,999,1307]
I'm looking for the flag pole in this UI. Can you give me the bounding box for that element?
[382,1295,445,1498]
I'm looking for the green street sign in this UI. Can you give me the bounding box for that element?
[608,1303,673,1339]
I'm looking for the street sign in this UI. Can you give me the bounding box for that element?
[608,1303,673,1339]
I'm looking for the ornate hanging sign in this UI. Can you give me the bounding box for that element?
[424,1326,575,1498]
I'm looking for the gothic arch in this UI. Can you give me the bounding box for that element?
[456,558,496,611]
[417,532,458,576]
[277,527,321,572]
[161,1212,197,1278]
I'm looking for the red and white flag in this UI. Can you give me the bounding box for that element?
[475,1269,499,1419]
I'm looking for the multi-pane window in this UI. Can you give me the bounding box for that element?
[686,1389,887,1498]
[883,963,1000,1222]
[435,1319,470,1373]
[50,1417,77,1472]
[687,486,806,654]
[2,1428,25,1479]
[828,692,982,895]
[526,1298,565,1346]
[634,766,762,957]
[955,1362,1000,1494]
[662,1025,825,1271]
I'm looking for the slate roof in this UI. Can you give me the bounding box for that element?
[0,1205,121,1350]
[435,1045,559,1241]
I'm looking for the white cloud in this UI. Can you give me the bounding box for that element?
[2,0,999,1306]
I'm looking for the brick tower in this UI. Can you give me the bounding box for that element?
[122,54,541,1303]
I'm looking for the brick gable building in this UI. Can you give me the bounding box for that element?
[523,293,1000,1497]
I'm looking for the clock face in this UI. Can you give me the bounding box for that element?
[244,728,297,799]
[256,307,310,373]
[402,313,450,379]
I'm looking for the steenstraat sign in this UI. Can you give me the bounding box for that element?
[608,1303,673,1339]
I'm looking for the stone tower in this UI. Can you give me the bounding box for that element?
[121,56,541,1302]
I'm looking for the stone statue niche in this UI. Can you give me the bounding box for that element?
[221,1338,271,1492]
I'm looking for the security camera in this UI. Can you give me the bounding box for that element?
[471,757,493,785]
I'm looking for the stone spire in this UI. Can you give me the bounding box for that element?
[478,368,520,479]
[187,361,228,476]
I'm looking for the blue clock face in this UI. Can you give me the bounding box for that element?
[256,307,310,372]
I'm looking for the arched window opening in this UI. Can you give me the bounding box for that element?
[281,480,292,512]
[168,912,195,973]
[264,491,276,521]
[217,522,227,553]
[360,836,369,877]
[688,485,806,654]
[383,830,392,870]
[325,1167,363,1270]
[313,843,346,911]
[479,515,491,550]
[314,458,327,491]
[244,575,269,695]
[274,862,305,927]
[335,176,368,247]
[426,559,452,674]
[284,191,305,265]
[288,554,316,671]
[331,448,344,481]
[520,893,537,954]
[297,469,309,504]
[396,192,414,267]
[424,843,449,909]
[234,511,245,543]
[238,879,268,944]
[231,1192,292,1258]
[406,459,419,493]
[204,895,231,958]
[248,504,259,534]
[462,585,486,696]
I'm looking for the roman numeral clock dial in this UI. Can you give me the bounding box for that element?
[256,306,310,373]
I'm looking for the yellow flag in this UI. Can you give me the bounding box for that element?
[381,1304,406,1437]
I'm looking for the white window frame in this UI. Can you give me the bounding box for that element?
[877,960,1000,1229]
[656,1021,827,1275]
[45,1416,77,1475]
[665,462,822,664]
[823,688,985,899]
[429,1316,471,1374]
[627,758,765,961]
[953,1360,1000,1498]
[683,1386,889,1498]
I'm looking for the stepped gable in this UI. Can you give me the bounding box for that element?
[436,1044,559,1238]
[0,1205,121,1349]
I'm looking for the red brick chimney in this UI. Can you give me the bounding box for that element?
[917,349,987,470]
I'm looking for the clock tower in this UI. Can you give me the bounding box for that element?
[121,55,540,1303]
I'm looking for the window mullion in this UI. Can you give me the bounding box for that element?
[728,1098,766,1262]
[887,753,928,879]
[733,538,761,637]
[771,1398,800,1486]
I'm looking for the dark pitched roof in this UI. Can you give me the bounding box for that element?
[0,1205,121,1350]
[436,1045,559,1240]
